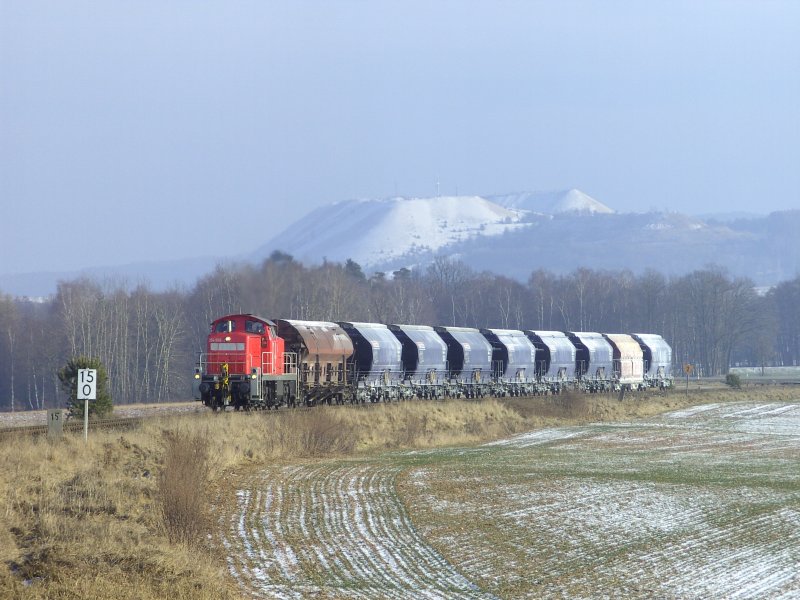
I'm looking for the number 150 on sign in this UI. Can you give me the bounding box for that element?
[78,369,97,400]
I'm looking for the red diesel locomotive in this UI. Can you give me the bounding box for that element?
[193,314,356,410]
[192,314,296,410]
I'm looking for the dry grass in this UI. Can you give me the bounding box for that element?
[502,390,591,420]
[158,430,211,547]
[0,430,236,600]
[0,385,793,597]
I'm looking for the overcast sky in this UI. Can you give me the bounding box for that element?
[1,1,798,275]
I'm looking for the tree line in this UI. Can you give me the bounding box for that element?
[1,251,798,411]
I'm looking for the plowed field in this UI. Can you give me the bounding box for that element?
[222,401,800,598]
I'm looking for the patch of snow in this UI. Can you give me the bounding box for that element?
[223,464,492,598]
[489,189,614,215]
[484,426,589,448]
[665,403,723,419]
[646,222,673,230]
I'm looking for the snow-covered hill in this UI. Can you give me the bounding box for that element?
[254,195,532,267]
[488,189,614,215]
[252,190,800,286]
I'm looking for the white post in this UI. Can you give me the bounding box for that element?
[84,398,88,442]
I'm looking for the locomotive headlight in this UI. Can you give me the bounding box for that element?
[194,373,200,380]
[225,336,231,342]
[251,374,257,380]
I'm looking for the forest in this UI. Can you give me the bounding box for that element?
[1,251,798,412]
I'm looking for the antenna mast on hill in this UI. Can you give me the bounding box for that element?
[436,173,440,198]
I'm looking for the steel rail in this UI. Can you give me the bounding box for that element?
[0,416,144,440]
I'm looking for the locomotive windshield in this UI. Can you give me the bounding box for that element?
[214,320,236,332]
[245,320,265,334]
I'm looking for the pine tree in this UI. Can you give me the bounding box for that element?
[344,258,366,281]
[57,356,113,419]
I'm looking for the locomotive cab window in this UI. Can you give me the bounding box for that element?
[245,320,265,334]
[215,320,236,333]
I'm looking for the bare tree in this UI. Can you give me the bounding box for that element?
[425,257,473,326]
[770,276,800,366]
[0,294,17,411]
[528,270,562,330]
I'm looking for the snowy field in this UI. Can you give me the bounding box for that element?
[222,401,800,598]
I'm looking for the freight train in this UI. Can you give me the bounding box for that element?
[192,314,673,411]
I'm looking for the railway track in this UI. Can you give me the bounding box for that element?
[0,398,397,440]
[0,416,146,440]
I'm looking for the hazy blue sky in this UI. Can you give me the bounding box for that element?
[2,1,798,274]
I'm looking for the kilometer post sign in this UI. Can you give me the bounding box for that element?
[78,369,96,442]
[77,369,97,401]
[683,363,694,397]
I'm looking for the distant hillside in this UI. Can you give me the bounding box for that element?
[0,256,221,299]
[252,190,799,285]
[377,210,800,284]
[3,190,798,297]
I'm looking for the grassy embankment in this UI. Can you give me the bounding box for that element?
[0,384,795,598]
